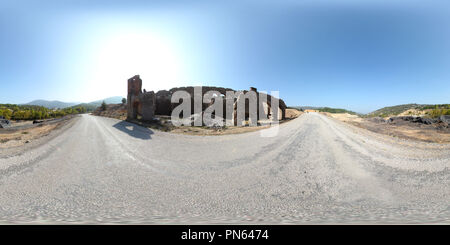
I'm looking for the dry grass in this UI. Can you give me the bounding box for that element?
[0,123,60,148]
[398,109,430,117]
[285,108,303,119]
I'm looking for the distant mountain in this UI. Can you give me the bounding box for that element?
[71,96,125,112]
[293,106,358,115]
[293,106,323,110]
[86,96,124,107]
[24,100,79,109]
[317,107,358,115]
[24,96,125,111]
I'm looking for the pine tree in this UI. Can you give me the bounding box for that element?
[101,101,107,111]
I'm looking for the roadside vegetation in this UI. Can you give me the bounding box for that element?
[367,104,450,118]
[0,104,87,120]
[427,107,450,118]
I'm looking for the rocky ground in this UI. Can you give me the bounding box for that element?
[325,113,450,143]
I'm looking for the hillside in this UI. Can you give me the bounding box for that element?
[1,96,125,120]
[294,104,450,119]
[24,100,79,109]
[368,104,450,118]
[0,103,86,120]
[22,96,125,112]
[71,96,124,112]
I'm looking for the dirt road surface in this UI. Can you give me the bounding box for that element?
[0,113,449,224]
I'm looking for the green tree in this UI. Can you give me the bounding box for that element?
[101,101,107,111]
[0,109,12,119]
[122,98,127,104]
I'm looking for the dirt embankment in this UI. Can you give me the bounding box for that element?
[91,104,127,120]
[323,112,450,143]
[0,116,76,149]
[93,104,303,136]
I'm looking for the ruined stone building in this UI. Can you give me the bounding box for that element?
[127,75,156,121]
[126,75,287,125]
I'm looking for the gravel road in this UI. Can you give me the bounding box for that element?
[0,113,449,224]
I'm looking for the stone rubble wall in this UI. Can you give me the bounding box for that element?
[126,75,287,125]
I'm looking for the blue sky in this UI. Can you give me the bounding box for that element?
[0,0,449,113]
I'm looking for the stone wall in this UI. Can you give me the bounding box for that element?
[126,75,287,125]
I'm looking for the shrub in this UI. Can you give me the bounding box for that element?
[428,109,450,118]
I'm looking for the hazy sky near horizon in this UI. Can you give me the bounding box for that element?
[0,0,449,113]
